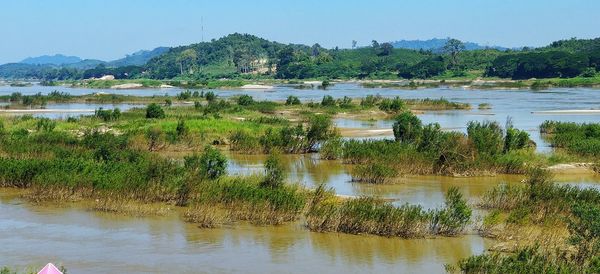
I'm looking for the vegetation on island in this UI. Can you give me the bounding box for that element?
[447,168,600,273]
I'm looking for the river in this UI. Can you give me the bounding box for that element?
[1,83,600,273]
[2,83,600,151]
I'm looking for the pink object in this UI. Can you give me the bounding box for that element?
[37,263,63,274]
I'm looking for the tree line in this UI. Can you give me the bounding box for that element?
[2,35,599,81]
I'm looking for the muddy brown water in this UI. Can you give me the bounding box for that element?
[0,189,491,274]
[3,84,600,272]
[2,153,599,273]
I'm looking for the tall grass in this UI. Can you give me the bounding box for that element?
[454,168,600,273]
[306,185,471,237]
[540,120,600,158]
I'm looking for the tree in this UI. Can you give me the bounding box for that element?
[371,40,380,49]
[443,38,466,68]
[352,40,358,49]
[379,43,394,56]
[311,43,321,57]
[177,49,198,75]
[275,46,296,79]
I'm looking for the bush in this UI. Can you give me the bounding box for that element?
[430,187,472,235]
[285,95,301,105]
[467,121,503,156]
[321,95,336,107]
[146,103,166,119]
[337,96,353,108]
[261,152,286,188]
[320,136,344,160]
[177,90,192,100]
[379,97,405,112]
[95,107,121,122]
[306,115,336,151]
[198,146,228,180]
[204,91,217,102]
[36,118,56,132]
[229,129,261,154]
[146,126,164,151]
[351,161,398,184]
[504,127,533,152]
[393,112,423,144]
[360,94,382,108]
[237,94,254,106]
[580,67,597,78]
[176,119,188,137]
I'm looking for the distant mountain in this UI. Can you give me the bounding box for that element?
[390,38,510,52]
[1,47,170,79]
[20,54,82,65]
[108,47,170,67]
[63,59,106,70]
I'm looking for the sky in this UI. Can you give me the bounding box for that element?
[1,0,599,63]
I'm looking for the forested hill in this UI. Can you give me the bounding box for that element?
[145,33,309,79]
[20,54,82,65]
[144,33,427,79]
[2,35,600,81]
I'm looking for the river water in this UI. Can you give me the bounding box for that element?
[3,83,600,151]
[1,83,600,273]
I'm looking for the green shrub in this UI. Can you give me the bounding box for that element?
[320,136,344,160]
[176,119,188,137]
[393,112,423,144]
[285,95,301,105]
[95,107,121,122]
[261,152,286,188]
[379,97,405,112]
[350,161,398,184]
[237,94,254,106]
[321,95,336,107]
[146,103,166,119]
[36,118,56,132]
[337,96,353,108]
[360,94,382,108]
[580,67,597,78]
[229,129,261,154]
[204,91,217,102]
[198,146,228,180]
[430,187,472,235]
[467,121,503,156]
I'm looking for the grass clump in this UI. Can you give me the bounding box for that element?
[540,120,600,158]
[187,176,307,225]
[306,186,472,238]
[453,167,600,273]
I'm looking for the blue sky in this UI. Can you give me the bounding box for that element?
[1,0,598,63]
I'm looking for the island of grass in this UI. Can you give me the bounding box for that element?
[0,92,599,243]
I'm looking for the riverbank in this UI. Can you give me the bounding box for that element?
[22,74,600,91]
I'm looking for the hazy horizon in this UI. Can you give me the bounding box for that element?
[1,0,599,64]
